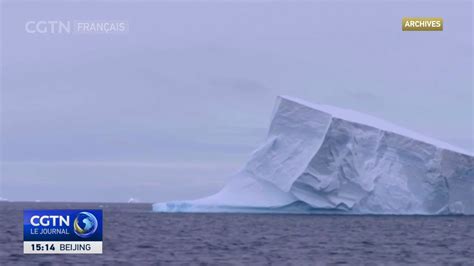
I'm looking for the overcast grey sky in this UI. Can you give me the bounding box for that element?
[1,0,472,202]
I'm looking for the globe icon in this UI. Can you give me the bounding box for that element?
[74,212,98,238]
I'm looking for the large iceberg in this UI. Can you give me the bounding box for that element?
[154,96,473,214]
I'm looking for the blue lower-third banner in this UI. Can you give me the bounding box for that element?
[23,209,103,254]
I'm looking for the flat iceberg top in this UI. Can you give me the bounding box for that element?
[279,96,471,156]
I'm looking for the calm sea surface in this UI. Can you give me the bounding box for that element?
[1,202,473,265]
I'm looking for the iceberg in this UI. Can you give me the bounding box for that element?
[128,197,141,203]
[154,96,474,215]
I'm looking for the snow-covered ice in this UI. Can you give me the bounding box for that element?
[154,96,473,214]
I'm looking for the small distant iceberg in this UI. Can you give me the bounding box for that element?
[128,197,140,203]
[153,96,474,215]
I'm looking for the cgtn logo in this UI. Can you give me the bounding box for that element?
[25,21,71,34]
[73,212,99,238]
[25,20,129,34]
[30,215,70,226]
[24,210,103,254]
[29,214,70,234]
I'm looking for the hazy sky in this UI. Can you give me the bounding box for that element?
[1,0,472,202]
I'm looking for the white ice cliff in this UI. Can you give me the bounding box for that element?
[154,96,474,214]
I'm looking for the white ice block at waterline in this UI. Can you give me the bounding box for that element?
[154,96,473,214]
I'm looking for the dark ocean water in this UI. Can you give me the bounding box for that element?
[1,202,473,265]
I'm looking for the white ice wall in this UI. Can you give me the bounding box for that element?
[154,96,473,214]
